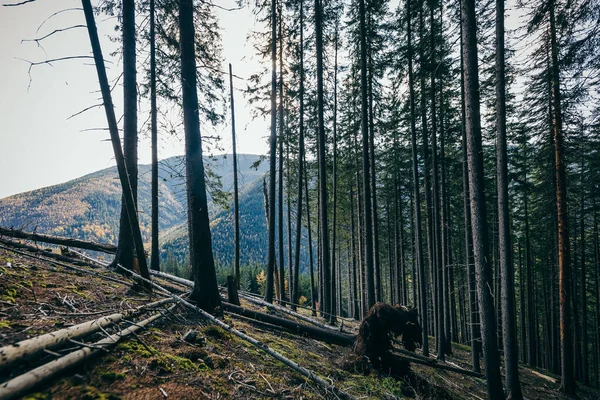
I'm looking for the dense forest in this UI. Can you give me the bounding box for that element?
[2,0,600,398]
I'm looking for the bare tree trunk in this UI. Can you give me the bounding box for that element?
[549,0,574,393]
[359,0,376,310]
[460,5,480,370]
[292,0,305,311]
[496,0,522,396]
[81,0,151,288]
[265,0,278,304]
[278,7,286,304]
[229,64,240,288]
[112,0,138,273]
[407,0,428,356]
[180,0,221,312]
[461,0,503,395]
[150,0,159,272]
[580,152,589,385]
[330,22,339,325]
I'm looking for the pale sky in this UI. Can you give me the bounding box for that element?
[0,0,269,199]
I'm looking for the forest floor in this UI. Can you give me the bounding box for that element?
[1,243,600,399]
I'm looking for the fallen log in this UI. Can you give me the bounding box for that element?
[121,266,356,400]
[0,237,99,268]
[221,302,355,347]
[0,308,171,400]
[390,351,484,379]
[0,243,135,287]
[0,298,175,372]
[0,227,117,254]
[151,270,346,333]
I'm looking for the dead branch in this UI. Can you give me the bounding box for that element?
[0,227,117,254]
[390,352,484,379]
[3,0,35,6]
[22,25,86,45]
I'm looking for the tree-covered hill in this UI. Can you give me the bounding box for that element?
[0,154,269,266]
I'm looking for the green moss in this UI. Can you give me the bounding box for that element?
[201,325,233,341]
[0,320,11,329]
[99,371,126,383]
[117,340,155,358]
[1,287,18,302]
[149,353,208,374]
[79,386,122,400]
[22,393,48,400]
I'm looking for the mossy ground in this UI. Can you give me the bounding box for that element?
[2,246,600,399]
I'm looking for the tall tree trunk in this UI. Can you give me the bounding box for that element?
[330,23,339,325]
[351,185,360,320]
[518,241,527,363]
[315,0,331,322]
[292,0,305,312]
[265,0,278,304]
[81,0,151,288]
[549,0,574,393]
[113,0,138,273]
[580,156,588,385]
[304,154,316,316]
[461,0,503,395]
[229,64,240,288]
[496,0,522,396]
[460,5,480,371]
[150,0,159,272]
[429,1,446,361]
[278,8,286,304]
[407,0,429,356]
[359,0,376,310]
[179,0,221,312]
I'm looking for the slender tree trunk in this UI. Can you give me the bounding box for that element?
[113,0,138,273]
[265,0,278,304]
[292,0,305,312]
[278,8,286,304]
[359,0,376,310]
[229,64,240,288]
[407,0,429,356]
[179,0,221,312]
[351,185,360,320]
[304,154,316,316]
[461,0,503,395]
[580,155,589,385]
[518,241,527,363]
[81,0,151,288]
[496,0,522,396]
[460,5,480,371]
[330,23,339,325]
[150,0,159,272]
[549,0,574,393]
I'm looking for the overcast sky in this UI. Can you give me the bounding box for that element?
[0,0,268,199]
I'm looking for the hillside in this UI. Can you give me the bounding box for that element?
[1,243,599,400]
[0,154,271,268]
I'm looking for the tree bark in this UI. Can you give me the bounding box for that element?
[81,0,151,287]
[149,0,159,272]
[496,0,522,396]
[265,0,278,304]
[180,0,221,312]
[229,64,240,288]
[407,0,429,356]
[461,0,504,395]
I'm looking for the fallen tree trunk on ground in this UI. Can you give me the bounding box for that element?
[390,352,484,379]
[0,227,117,254]
[0,243,135,287]
[222,302,355,347]
[0,307,172,400]
[0,298,174,372]
[123,267,355,400]
[0,237,100,268]
[151,270,347,333]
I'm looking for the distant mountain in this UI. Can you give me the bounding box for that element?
[0,154,266,249]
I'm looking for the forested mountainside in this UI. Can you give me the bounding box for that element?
[0,154,270,267]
